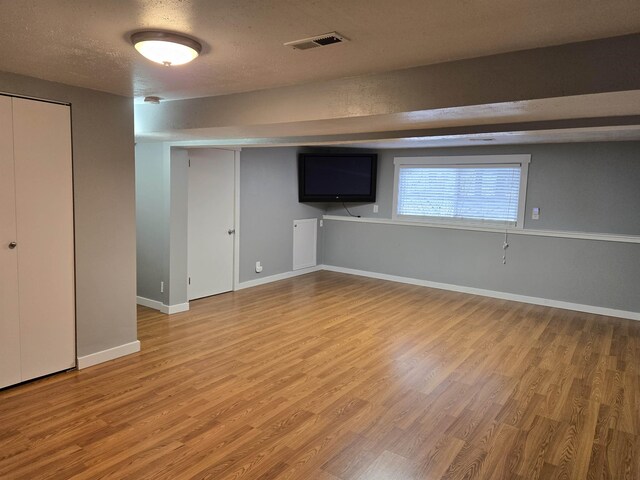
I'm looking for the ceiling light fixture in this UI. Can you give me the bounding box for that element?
[131,31,202,66]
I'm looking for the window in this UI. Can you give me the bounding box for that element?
[393,155,530,228]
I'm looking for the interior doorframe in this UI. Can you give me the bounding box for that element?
[166,142,242,300]
[1,92,78,377]
[232,149,240,290]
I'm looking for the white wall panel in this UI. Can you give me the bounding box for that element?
[293,218,317,271]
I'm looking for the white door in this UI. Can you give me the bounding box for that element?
[0,96,21,388]
[12,98,76,381]
[187,149,235,300]
[293,218,317,270]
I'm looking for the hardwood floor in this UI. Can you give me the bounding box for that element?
[1,271,639,479]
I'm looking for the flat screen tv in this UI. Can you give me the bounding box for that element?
[298,153,377,202]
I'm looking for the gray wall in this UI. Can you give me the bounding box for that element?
[0,71,137,357]
[135,144,189,307]
[135,143,166,303]
[323,221,640,312]
[169,149,189,305]
[324,141,640,313]
[135,145,325,304]
[240,147,325,282]
[135,141,640,313]
[523,143,640,234]
[326,142,640,235]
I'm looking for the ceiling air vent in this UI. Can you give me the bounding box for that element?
[284,32,348,50]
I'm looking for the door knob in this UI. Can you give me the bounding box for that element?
[8,241,17,249]
[227,229,235,235]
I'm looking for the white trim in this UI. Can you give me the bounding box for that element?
[517,160,529,229]
[322,215,640,244]
[142,262,640,322]
[393,154,531,166]
[136,296,164,311]
[233,150,241,290]
[322,265,640,321]
[164,302,189,314]
[164,143,242,302]
[137,296,190,314]
[77,340,141,369]
[392,154,530,229]
[0,91,70,106]
[163,141,243,150]
[236,265,323,290]
[389,213,517,230]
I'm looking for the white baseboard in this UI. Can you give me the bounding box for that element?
[77,340,141,369]
[164,302,189,314]
[136,296,164,311]
[139,265,639,321]
[137,296,190,315]
[323,265,640,321]
[236,265,324,290]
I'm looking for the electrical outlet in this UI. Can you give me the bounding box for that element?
[319,219,323,227]
[255,261,263,273]
[373,204,379,213]
[160,281,164,293]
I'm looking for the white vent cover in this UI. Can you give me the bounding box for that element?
[284,32,348,50]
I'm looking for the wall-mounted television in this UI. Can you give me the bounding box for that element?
[298,153,377,202]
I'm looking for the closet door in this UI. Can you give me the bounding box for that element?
[12,98,76,381]
[0,96,21,388]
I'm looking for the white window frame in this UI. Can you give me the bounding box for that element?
[392,155,531,229]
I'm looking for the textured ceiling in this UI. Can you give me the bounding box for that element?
[1,0,639,100]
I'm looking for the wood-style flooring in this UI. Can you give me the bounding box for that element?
[1,271,639,479]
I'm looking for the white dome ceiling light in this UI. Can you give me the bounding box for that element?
[131,31,202,66]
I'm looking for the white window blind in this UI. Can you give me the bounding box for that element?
[396,164,522,226]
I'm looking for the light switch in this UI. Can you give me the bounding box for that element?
[532,207,540,220]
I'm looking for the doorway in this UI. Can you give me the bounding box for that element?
[187,148,237,300]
